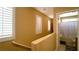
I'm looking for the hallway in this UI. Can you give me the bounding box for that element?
[0,7,79,51]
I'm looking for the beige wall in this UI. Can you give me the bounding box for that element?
[15,7,52,47]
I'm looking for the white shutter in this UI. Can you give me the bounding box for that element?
[0,8,3,36]
[0,7,13,38]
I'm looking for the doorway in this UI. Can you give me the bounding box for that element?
[57,10,79,51]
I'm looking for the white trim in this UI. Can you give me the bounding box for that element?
[0,37,13,42]
[77,10,79,51]
[55,12,59,51]
[12,7,16,39]
[12,41,31,49]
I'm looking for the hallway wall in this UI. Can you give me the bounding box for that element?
[15,7,53,48]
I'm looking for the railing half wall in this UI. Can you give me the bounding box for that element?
[31,33,56,51]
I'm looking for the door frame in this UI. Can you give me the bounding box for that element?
[56,9,79,51]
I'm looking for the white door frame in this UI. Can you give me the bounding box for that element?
[56,9,79,51]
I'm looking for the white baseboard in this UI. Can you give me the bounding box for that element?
[12,41,31,49]
[0,37,13,42]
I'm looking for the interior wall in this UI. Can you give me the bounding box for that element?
[53,7,79,50]
[15,7,52,47]
[31,33,56,51]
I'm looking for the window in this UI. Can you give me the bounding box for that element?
[0,7,14,39]
[48,19,51,31]
[35,15,42,34]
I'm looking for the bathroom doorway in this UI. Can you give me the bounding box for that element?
[57,9,79,51]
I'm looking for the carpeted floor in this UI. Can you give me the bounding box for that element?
[0,41,31,51]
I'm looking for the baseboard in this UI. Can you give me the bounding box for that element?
[0,38,13,43]
[12,41,58,51]
[12,41,31,49]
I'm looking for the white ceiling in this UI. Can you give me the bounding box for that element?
[35,7,54,18]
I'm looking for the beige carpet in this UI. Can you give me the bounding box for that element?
[0,41,31,51]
